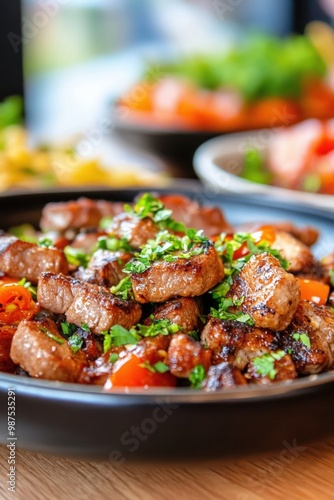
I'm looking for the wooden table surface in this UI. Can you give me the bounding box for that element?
[1,434,334,500]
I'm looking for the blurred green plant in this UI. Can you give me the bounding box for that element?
[0,96,23,128]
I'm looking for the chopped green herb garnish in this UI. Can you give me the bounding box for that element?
[252,350,286,380]
[18,278,37,300]
[60,321,77,336]
[136,318,180,337]
[210,296,254,325]
[125,229,209,274]
[110,276,134,300]
[127,193,186,233]
[40,326,64,345]
[139,360,169,374]
[291,331,311,349]
[109,353,119,363]
[38,237,53,248]
[96,235,132,252]
[99,216,113,230]
[64,246,90,268]
[9,224,38,243]
[80,323,90,332]
[102,325,139,352]
[68,334,83,353]
[189,365,206,389]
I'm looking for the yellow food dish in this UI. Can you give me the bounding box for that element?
[0,125,167,191]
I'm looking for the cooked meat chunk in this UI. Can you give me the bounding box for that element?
[40,197,119,232]
[0,236,68,284]
[74,250,132,287]
[280,301,334,374]
[203,362,247,390]
[272,231,316,273]
[37,273,142,333]
[159,194,232,237]
[228,253,300,331]
[147,297,202,332]
[71,231,106,253]
[0,325,17,372]
[79,347,124,385]
[10,318,87,382]
[111,213,158,249]
[131,243,224,303]
[167,333,211,378]
[201,318,278,367]
[246,351,297,384]
[135,334,171,360]
[322,252,334,280]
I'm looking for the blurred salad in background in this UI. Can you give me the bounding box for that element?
[117,33,334,132]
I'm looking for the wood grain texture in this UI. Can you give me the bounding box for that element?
[1,436,334,500]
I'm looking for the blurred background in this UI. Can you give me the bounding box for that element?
[1,0,334,191]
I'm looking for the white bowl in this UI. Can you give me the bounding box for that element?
[193,131,334,212]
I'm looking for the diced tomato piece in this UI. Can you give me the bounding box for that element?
[251,225,276,246]
[104,353,177,389]
[0,284,39,324]
[232,242,250,260]
[298,278,330,306]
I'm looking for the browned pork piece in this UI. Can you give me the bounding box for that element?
[0,236,68,283]
[110,212,158,249]
[147,297,202,333]
[159,194,233,237]
[10,318,87,382]
[279,301,334,375]
[131,243,224,304]
[37,273,142,333]
[74,250,132,287]
[40,197,121,232]
[246,351,297,384]
[201,318,279,367]
[227,253,300,331]
[167,333,211,378]
[203,362,248,390]
[271,231,316,273]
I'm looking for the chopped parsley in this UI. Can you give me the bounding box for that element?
[109,353,119,363]
[96,235,132,252]
[291,331,311,349]
[64,246,90,268]
[38,237,53,248]
[252,350,286,380]
[40,326,64,345]
[68,334,83,353]
[60,321,77,336]
[189,365,206,388]
[125,229,209,274]
[110,276,134,300]
[136,318,180,337]
[126,193,185,232]
[139,360,169,373]
[102,325,139,352]
[80,323,90,332]
[210,296,254,325]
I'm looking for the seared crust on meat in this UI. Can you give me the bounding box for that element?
[0,236,68,283]
[131,243,224,303]
[74,250,132,287]
[147,297,202,332]
[280,301,334,374]
[201,318,278,367]
[38,273,142,333]
[228,253,300,331]
[10,318,87,382]
[40,197,118,232]
[272,231,315,273]
[246,352,297,384]
[167,333,211,378]
[111,213,158,249]
[203,362,247,390]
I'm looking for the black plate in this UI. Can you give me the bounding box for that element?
[0,185,334,460]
